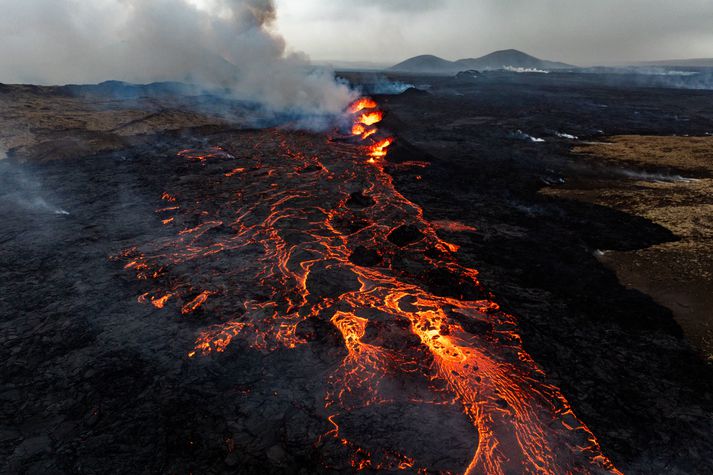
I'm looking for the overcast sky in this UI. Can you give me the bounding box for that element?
[274,0,713,66]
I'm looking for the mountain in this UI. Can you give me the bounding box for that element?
[389,55,461,74]
[456,49,572,70]
[389,49,574,74]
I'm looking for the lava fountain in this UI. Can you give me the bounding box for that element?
[114,98,620,474]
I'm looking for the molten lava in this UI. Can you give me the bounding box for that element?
[181,290,213,315]
[358,111,384,127]
[352,123,366,136]
[348,97,378,113]
[433,220,478,233]
[346,97,394,162]
[178,146,234,162]
[368,138,393,161]
[115,99,621,474]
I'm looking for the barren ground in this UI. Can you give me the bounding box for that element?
[550,136,713,357]
[2,72,713,473]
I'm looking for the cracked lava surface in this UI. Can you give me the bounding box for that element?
[113,101,620,474]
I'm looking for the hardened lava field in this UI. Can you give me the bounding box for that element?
[113,114,617,473]
[2,73,713,474]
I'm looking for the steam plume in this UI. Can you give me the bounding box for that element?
[0,0,356,118]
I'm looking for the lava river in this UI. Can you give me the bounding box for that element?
[115,100,621,474]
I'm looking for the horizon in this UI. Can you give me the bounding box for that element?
[313,49,713,69]
[274,0,713,66]
[3,0,713,87]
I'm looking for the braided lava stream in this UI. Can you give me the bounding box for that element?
[115,99,621,474]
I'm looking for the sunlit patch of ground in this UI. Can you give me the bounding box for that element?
[547,135,713,358]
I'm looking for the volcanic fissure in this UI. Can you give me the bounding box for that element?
[114,99,620,473]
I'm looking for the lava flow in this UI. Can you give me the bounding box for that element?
[114,99,621,473]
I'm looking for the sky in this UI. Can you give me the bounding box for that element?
[2,0,713,89]
[0,0,356,116]
[273,0,713,66]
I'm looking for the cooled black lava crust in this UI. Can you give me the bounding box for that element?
[2,72,713,473]
[373,71,713,473]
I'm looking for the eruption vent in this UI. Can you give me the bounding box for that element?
[346,98,393,162]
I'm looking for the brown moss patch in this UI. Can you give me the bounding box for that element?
[546,135,713,358]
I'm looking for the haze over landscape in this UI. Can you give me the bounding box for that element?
[3,0,713,88]
[275,0,713,66]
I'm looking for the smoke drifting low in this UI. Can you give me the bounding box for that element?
[0,0,356,118]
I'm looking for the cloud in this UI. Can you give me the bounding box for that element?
[0,0,356,118]
[348,0,444,12]
[275,0,713,65]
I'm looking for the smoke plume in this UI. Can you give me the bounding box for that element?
[0,0,356,118]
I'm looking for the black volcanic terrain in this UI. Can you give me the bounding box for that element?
[2,70,713,474]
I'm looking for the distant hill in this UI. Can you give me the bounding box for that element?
[390,49,574,74]
[637,57,713,68]
[456,49,572,70]
[389,55,459,74]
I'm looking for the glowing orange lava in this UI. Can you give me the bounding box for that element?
[347,97,394,162]
[349,97,378,113]
[432,220,478,233]
[181,290,213,315]
[352,123,366,135]
[368,138,393,161]
[358,111,384,127]
[151,294,172,309]
[178,146,234,162]
[115,100,621,474]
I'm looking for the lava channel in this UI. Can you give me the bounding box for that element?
[114,99,621,474]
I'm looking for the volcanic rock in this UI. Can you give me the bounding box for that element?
[346,191,376,209]
[349,245,382,267]
[398,87,431,98]
[455,70,481,80]
[305,263,361,301]
[387,224,424,247]
[424,267,486,301]
[13,436,52,458]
